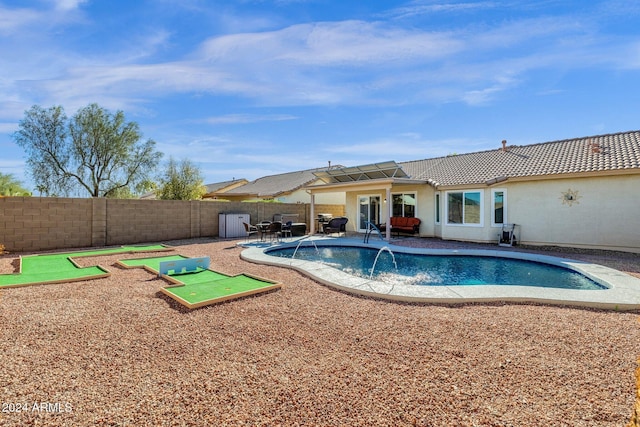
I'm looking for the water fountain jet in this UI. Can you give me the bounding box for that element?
[291,237,322,264]
[370,246,398,279]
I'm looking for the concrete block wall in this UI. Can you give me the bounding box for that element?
[0,197,345,253]
[308,204,345,220]
[105,199,194,245]
[0,197,93,252]
[91,198,107,247]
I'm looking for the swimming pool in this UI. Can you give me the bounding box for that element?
[240,237,640,310]
[266,245,605,290]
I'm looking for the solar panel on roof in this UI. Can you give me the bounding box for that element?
[313,161,408,183]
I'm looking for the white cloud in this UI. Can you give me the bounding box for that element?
[199,20,461,67]
[2,3,637,117]
[615,41,640,69]
[205,114,298,125]
[51,0,87,11]
[322,134,494,163]
[0,122,18,133]
[0,158,26,176]
[0,6,40,34]
[385,1,498,20]
[0,1,87,36]
[120,30,174,62]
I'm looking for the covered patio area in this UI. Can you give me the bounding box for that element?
[307,161,427,240]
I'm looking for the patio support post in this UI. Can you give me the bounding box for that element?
[386,187,391,241]
[310,193,316,234]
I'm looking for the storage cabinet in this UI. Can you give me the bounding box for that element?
[219,213,251,238]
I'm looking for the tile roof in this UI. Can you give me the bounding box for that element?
[224,166,344,197]
[204,179,247,193]
[399,130,640,187]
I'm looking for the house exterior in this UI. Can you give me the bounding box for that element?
[205,166,345,204]
[306,131,640,252]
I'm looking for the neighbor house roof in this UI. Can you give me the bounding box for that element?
[204,179,248,193]
[399,130,640,187]
[218,166,345,199]
[202,178,249,199]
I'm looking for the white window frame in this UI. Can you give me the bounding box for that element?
[445,190,484,227]
[357,194,382,233]
[491,188,507,227]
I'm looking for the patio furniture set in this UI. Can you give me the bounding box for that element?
[242,215,350,242]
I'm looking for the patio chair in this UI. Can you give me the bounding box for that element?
[323,217,348,237]
[267,221,283,242]
[498,223,517,247]
[243,222,259,242]
[257,221,271,241]
[281,221,293,239]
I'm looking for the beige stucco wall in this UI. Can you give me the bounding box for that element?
[276,187,345,204]
[433,174,640,252]
[337,173,640,252]
[505,175,640,251]
[344,184,434,235]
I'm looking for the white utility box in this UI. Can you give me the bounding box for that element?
[219,213,251,238]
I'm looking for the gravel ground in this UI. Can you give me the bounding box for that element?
[1,237,639,426]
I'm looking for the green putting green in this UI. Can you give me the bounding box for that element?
[0,245,171,288]
[118,255,281,309]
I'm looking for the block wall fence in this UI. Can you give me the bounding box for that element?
[0,197,345,253]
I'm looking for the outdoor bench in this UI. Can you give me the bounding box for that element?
[388,216,421,236]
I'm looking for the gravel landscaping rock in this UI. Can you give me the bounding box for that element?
[1,238,639,426]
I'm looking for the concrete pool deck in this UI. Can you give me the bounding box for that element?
[240,236,640,311]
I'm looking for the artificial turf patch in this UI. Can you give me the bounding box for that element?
[0,245,171,288]
[118,255,281,309]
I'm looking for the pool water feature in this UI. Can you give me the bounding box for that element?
[240,238,640,310]
[267,245,605,290]
[370,246,397,279]
[291,237,321,263]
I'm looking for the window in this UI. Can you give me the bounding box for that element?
[492,189,506,226]
[446,191,482,225]
[392,192,416,217]
[435,193,441,224]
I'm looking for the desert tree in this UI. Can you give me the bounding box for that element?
[0,172,31,196]
[14,103,162,197]
[156,157,206,200]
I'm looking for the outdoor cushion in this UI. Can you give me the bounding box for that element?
[389,217,421,235]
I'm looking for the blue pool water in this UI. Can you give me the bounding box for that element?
[266,246,606,290]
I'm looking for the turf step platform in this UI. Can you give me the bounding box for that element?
[0,245,171,288]
[117,255,281,309]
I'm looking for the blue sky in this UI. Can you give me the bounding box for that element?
[1,0,639,192]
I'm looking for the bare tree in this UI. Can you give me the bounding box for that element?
[14,104,162,197]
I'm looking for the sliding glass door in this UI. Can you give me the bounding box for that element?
[358,195,381,232]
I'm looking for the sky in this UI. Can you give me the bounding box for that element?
[1,0,639,193]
